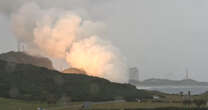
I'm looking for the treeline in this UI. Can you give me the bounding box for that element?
[0,60,156,103]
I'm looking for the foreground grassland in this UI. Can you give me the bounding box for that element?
[1,95,208,110]
[89,102,183,109]
[0,98,50,110]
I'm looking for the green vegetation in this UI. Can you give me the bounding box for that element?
[0,97,50,110]
[0,96,208,110]
[125,108,208,110]
[193,99,207,108]
[1,51,207,110]
[0,59,156,103]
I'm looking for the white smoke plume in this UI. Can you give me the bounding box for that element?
[66,36,128,82]
[9,2,128,83]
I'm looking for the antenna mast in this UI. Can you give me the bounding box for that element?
[186,68,189,80]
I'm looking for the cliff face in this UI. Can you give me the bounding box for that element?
[0,51,54,70]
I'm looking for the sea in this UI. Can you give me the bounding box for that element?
[136,86,208,95]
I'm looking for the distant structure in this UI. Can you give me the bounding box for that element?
[185,68,190,80]
[188,90,191,97]
[180,91,184,97]
[17,41,25,52]
[129,67,139,82]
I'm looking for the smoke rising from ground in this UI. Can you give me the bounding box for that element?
[9,2,128,83]
[66,36,128,82]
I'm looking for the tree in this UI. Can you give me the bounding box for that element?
[193,99,207,108]
[9,87,19,98]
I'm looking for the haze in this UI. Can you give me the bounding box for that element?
[0,0,208,81]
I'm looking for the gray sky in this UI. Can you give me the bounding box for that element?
[0,14,17,52]
[1,0,208,81]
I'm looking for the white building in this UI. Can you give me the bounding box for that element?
[129,67,139,82]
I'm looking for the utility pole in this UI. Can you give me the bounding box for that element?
[17,41,21,52]
[185,68,189,80]
[17,41,25,52]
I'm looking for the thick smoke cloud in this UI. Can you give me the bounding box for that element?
[66,36,128,82]
[9,2,128,83]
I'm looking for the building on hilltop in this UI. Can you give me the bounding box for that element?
[129,67,139,83]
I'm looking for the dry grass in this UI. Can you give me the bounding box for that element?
[1,93,208,110]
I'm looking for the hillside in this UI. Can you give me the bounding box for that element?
[0,59,158,102]
[0,51,54,69]
[130,78,208,87]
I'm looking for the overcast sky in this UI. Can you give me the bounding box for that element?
[1,0,208,81]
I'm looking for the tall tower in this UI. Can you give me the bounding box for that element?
[129,67,139,82]
[17,41,25,52]
[185,68,189,80]
[17,41,21,52]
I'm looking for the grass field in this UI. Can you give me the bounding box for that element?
[0,97,84,110]
[90,102,183,109]
[1,95,208,110]
[0,98,51,110]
